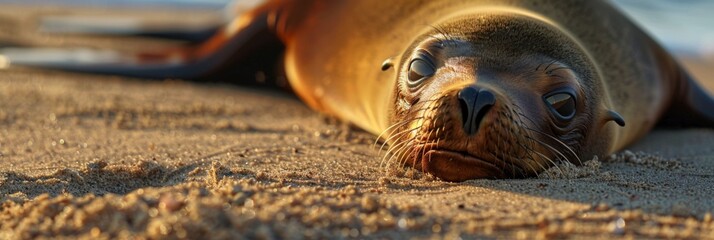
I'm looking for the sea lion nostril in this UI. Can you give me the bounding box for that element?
[457,86,495,135]
[459,97,470,131]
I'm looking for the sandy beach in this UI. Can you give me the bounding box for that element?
[1,5,714,239]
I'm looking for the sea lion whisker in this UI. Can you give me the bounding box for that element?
[522,133,570,167]
[382,128,418,166]
[416,128,435,169]
[491,116,517,177]
[394,97,441,169]
[374,118,413,146]
[374,94,435,154]
[486,151,511,177]
[498,109,526,176]
[518,142,554,177]
[513,110,583,165]
[419,114,443,173]
[416,120,435,170]
[433,126,442,154]
[514,114,566,177]
[379,127,422,170]
[382,137,412,172]
[378,114,428,141]
[378,127,411,159]
[518,141,564,177]
[393,135,420,170]
[427,146,434,174]
[375,116,426,152]
[515,112,579,161]
[389,122,428,170]
[522,125,582,166]
[507,124,554,177]
[498,108,525,176]
[510,148,540,177]
[503,106,567,176]
[515,109,538,177]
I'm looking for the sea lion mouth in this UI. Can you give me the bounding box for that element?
[421,149,508,181]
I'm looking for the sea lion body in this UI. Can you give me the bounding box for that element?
[3,0,713,181]
[273,0,667,143]
[270,0,712,179]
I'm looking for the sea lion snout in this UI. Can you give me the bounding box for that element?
[457,85,495,135]
[404,87,522,181]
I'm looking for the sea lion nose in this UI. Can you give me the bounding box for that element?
[457,86,496,135]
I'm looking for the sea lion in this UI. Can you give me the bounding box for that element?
[1,0,713,181]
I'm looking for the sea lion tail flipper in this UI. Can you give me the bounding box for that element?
[659,71,714,128]
[0,0,277,79]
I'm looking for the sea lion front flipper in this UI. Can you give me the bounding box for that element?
[0,0,277,79]
[658,70,714,128]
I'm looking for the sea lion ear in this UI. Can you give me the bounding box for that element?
[381,58,394,71]
[604,110,625,127]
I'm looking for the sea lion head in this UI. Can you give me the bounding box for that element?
[384,12,625,181]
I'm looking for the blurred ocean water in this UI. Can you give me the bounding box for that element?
[611,0,714,56]
[0,0,228,8]
[0,0,711,56]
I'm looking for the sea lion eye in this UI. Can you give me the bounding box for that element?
[407,55,435,87]
[544,92,576,120]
